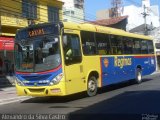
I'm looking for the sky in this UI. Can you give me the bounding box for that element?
[84,0,160,21]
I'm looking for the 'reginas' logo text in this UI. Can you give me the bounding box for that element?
[114,56,132,68]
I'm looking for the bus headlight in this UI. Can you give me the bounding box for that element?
[49,73,63,85]
[15,77,24,86]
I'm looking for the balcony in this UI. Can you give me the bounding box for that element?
[74,0,84,9]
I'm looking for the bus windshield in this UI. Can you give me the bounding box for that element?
[14,35,61,73]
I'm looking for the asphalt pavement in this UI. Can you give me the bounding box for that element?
[0,72,160,120]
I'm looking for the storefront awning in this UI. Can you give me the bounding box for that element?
[0,37,14,51]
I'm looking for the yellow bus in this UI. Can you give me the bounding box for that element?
[14,22,156,97]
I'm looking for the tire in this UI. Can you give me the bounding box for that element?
[135,68,142,84]
[87,76,98,97]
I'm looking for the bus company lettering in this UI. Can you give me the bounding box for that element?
[29,29,45,37]
[114,56,132,68]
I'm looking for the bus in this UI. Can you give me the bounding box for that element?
[14,22,156,97]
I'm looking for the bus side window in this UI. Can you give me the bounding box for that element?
[81,31,97,55]
[141,40,148,54]
[147,40,154,54]
[110,35,123,55]
[96,33,111,55]
[133,39,141,54]
[63,34,82,65]
[122,37,133,54]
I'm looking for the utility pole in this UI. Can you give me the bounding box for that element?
[141,5,149,35]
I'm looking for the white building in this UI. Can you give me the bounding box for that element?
[62,0,84,23]
[122,0,160,31]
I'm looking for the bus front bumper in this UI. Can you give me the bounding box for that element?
[15,82,66,97]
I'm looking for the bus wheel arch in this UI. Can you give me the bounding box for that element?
[86,71,99,97]
[135,65,142,84]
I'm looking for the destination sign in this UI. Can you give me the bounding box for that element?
[28,29,45,37]
[15,24,59,40]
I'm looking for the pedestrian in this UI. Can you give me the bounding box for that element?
[4,59,9,75]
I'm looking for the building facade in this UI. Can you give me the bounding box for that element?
[0,0,63,75]
[62,0,84,23]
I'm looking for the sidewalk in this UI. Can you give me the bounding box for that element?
[0,87,31,105]
[0,76,31,105]
[0,75,15,88]
[152,70,160,75]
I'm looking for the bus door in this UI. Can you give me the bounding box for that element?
[62,31,86,94]
[147,41,156,74]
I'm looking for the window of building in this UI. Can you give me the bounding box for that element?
[95,33,111,55]
[71,11,75,16]
[74,0,84,9]
[22,0,37,19]
[63,11,70,16]
[48,6,59,22]
[110,35,123,55]
[81,31,97,55]
[63,34,82,65]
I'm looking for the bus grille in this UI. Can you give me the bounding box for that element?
[28,88,45,93]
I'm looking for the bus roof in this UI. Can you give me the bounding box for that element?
[63,22,152,40]
[16,22,152,40]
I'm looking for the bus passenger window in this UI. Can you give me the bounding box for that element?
[122,37,133,54]
[133,39,141,54]
[110,35,123,55]
[141,40,148,54]
[148,41,154,54]
[81,31,97,55]
[63,34,82,65]
[96,33,111,55]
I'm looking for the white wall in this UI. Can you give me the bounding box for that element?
[62,0,74,8]
[62,0,85,23]
[122,5,160,31]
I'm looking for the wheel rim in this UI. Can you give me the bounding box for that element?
[87,77,97,96]
[88,80,96,92]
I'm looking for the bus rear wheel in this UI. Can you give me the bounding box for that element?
[135,68,142,84]
[87,76,98,97]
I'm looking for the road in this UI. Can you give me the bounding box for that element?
[0,73,160,120]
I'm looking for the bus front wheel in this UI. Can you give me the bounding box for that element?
[87,76,98,97]
[135,68,142,84]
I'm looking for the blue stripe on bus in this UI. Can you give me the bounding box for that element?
[16,67,62,86]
